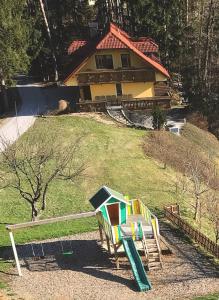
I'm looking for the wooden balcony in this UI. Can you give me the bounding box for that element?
[77,69,155,85]
[76,96,171,112]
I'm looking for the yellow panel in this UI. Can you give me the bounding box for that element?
[113,226,119,243]
[131,222,135,240]
[90,83,116,101]
[155,72,167,81]
[122,82,154,98]
[151,219,157,238]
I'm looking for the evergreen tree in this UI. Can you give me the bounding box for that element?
[0,0,34,110]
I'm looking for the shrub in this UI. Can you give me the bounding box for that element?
[152,106,166,130]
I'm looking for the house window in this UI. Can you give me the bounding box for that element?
[95,55,113,69]
[116,83,122,96]
[121,54,131,68]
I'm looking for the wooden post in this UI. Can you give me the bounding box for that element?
[9,231,22,276]
[98,222,103,244]
[105,233,111,255]
[113,244,120,269]
[79,87,85,102]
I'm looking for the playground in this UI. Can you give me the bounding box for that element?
[4,228,218,300]
[3,187,219,299]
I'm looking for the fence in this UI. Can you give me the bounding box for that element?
[77,97,171,112]
[164,205,219,259]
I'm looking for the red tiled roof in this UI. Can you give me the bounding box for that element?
[97,32,128,49]
[64,23,169,83]
[109,24,169,77]
[132,41,158,53]
[68,40,87,54]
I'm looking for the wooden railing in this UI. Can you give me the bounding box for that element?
[77,69,155,85]
[96,211,115,243]
[77,97,171,112]
[154,83,170,96]
[164,205,219,259]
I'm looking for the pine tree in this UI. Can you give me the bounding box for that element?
[0,0,33,110]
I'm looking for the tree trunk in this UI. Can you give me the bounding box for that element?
[31,203,39,221]
[194,195,200,221]
[1,78,9,112]
[38,0,58,81]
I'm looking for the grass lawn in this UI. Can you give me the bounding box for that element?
[0,115,218,279]
[193,294,219,300]
[0,115,178,249]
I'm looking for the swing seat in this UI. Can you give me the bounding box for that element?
[62,250,73,256]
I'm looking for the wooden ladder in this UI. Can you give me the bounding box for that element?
[139,221,162,271]
[145,238,162,271]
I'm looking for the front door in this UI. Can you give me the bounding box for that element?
[80,86,92,101]
[107,203,120,225]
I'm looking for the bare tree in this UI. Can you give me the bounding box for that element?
[0,128,86,221]
[205,191,219,243]
[179,148,217,222]
[144,131,172,169]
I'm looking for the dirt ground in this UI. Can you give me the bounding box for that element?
[6,223,219,300]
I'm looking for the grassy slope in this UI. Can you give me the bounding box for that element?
[193,294,219,300]
[0,116,178,249]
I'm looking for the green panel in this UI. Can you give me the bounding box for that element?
[121,237,152,292]
[120,202,126,224]
[100,206,108,222]
[107,197,120,204]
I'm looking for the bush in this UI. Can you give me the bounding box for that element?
[152,106,166,130]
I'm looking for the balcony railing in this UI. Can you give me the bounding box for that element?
[77,69,155,85]
[76,96,171,112]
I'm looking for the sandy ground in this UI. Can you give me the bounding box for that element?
[71,112,117,125]
[8,224,219,300]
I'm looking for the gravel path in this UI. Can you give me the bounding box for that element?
[0,87,47,152]
[9,224,219,300]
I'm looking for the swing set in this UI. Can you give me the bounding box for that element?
[6,211,95,276]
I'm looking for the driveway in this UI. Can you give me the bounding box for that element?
[0,87,47,152]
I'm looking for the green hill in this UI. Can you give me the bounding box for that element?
[0,115,218,248]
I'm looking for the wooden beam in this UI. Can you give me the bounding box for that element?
[9,231,22,276]
[6,211,95,231]
[105,233,111,255]
[98,222,104,244]
[113,244,120,269]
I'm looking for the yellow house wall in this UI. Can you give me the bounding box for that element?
[155,72,167,81]
[90,83,116,100]
[65,75,78,86]
[122,82,154,98]
[80,49,150,72]
[130,52,151,68]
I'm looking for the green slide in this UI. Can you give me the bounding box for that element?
[121,237,152,292]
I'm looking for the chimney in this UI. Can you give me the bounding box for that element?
[88,22,99,38]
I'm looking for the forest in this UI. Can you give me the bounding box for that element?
[0,0,218,132]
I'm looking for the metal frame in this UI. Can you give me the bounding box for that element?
[6,211,95,276]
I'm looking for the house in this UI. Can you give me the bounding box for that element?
[64,23,171,111]
[89,186,130,225]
